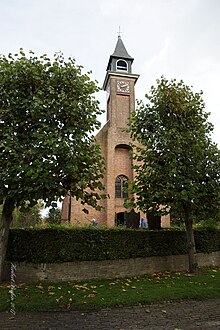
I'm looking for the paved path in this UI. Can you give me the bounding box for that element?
[0,299,220,329]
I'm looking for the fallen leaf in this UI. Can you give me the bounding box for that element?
[73,285,89,291]
[56,296,64,302]
[48,286,55,291]
[86,293,96,298]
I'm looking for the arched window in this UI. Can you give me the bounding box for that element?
[115,175,128,198]
[116,60,128,72]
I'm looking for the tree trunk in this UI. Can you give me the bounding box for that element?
[0,199,14,283]
[184,207,198,274]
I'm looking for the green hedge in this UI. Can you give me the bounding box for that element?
[6,228,220,264]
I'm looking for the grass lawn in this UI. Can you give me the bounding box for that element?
[0,267,220,312]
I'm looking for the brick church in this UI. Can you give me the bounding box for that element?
[61,36,170,228]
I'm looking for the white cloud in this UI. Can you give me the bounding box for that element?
[144,37,173,72]
[100,0,143,18]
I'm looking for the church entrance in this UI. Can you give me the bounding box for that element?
[125,209,140,229]
[115,210,140,228]
[115,212,126,226]
[147,211,161,230]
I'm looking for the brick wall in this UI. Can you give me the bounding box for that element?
[4,251,220,283]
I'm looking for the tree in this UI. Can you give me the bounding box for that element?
[128,77,220,273]
[45,207,61,225]
[0,49,105,282]
[12,201,43,228]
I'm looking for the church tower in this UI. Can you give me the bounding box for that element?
[96,36,140,226]
[61,36,170,228]
[103,36,139,128]
[61,36,139,226]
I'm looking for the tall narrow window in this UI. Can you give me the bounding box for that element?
[115,175,129,198]
[116,60,128,72]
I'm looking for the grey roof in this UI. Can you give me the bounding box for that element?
[111,36,133,60]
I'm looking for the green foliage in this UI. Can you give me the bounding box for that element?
[12,204,42,228]
[6,228,220,263]
[11,200,44,228]
[0,49,106,212]
[194,229,220,253]
[128,77,220,222]
[194,218,219,230]
[44,207,61,225]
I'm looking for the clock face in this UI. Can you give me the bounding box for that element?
[117,80,130,93]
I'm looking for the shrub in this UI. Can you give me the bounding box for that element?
[6,227,220,264]
[194,218,219,230]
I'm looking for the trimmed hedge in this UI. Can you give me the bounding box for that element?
[6,228,220,264]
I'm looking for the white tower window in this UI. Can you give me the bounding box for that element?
[116,60,128,72]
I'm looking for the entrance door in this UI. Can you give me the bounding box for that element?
[125,209,140,229]
[147,211,161,230]
[115,210,140,228]
[115,212,126,226]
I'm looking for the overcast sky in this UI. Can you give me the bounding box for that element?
[0,0,219,145]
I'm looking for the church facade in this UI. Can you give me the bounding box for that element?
[61,36,170,228]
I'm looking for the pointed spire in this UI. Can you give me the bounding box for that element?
[106,35,134,72]
[111,36,133,60]
[103,35,139,90]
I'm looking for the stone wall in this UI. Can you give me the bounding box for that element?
[4,251,220,283]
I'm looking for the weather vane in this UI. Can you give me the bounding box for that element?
[117,26,122,38]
